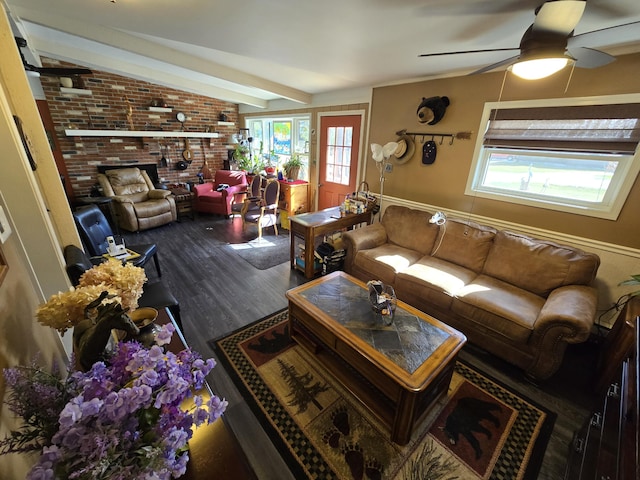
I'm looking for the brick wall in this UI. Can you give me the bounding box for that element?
[40,58,239,198]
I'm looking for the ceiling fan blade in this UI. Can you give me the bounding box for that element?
[569,20,640,46]
[419,47,518,58]
[533,0,586,35]
[468,54,520,75]
[570,46,615,68]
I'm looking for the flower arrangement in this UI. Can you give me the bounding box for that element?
[78,258,146,311]
[0,323,228,480]
[35,259,146,334]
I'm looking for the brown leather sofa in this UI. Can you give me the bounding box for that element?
[343,205,600,381]
[97,167,177,232]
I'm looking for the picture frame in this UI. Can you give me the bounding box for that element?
[13,115,37,171]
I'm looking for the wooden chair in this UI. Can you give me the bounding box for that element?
[231,174,263,221]
[241,179,280,238]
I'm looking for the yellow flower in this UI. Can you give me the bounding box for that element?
[36,285,119,334]
[79,259,146,312]
[36,259,146,334]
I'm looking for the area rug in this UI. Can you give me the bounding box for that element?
[209,310,555,480]
[225,234,290,270]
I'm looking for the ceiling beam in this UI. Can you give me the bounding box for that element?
[12,6,312,105]
[32,37,270,108]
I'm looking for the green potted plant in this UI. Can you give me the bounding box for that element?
[620,274,640,298]
[234,144,265,174]
[282,153,303,180]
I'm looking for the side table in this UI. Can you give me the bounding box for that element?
[168,187,195,221]
[289,206,372,279]
[156,308,257,479]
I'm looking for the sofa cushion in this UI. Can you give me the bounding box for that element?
[381,206,439,256]
[396,256,478,309]
[133,200,171,219]
[432,219,497,273]
[106,168,150,197]
[452,274,545,343]
[214,169,247,187]
[353,243,423,285]
[482,231,600,297]
[197,191,224,205]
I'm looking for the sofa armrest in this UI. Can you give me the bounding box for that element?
[526,285,598,380]
[149,190,172,199]
[342,223,388,273]
[534,285,598,342]
[192,183,213,197]
[225,184,246,196]
[112,195,134,204]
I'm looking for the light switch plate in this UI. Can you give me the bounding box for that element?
[0,204,12,243]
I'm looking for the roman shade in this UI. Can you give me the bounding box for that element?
[483,103,640,154]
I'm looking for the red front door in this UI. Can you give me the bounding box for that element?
[318,115,361,210]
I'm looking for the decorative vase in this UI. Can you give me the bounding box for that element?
[72,301,141,371]
[367,281,397,325]
[127,307,160,348]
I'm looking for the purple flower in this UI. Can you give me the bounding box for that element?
[3,325,227,479]
[155,323,175,345]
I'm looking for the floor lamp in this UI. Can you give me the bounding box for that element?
[371,142,398,220]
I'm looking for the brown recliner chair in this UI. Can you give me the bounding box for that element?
[97,168,177,232]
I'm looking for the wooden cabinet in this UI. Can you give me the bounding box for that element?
[564,298,639,479]
[278,181,308,229]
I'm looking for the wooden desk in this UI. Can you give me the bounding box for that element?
[289,206,371,279]
[156,309,257,479]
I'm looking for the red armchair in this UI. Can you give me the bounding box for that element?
[192,170,248,216]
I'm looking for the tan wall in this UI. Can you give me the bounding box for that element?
[367,52,640,249]
[0,5,69,478]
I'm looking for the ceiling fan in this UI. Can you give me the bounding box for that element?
[419,0,637,79]
[15,37,92,77]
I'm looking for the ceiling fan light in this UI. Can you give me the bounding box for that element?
[511,57,570,80]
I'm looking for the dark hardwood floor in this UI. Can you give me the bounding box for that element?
[123,214,598,480]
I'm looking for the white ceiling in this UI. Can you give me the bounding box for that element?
[6,0,640,109]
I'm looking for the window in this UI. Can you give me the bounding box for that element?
[247,116,310,180]
[325,126,353,185]
[467,95,640,219]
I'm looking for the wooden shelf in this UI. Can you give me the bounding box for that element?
[60,87,93,96]
[65,129,220,139]
[148,106,173,113]
[217,121,235,126]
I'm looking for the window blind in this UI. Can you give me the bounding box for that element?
[484,103,640,154]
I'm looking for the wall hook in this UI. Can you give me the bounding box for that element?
[439,136,444,145]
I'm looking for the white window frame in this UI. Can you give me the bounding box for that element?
[246,114,311,180]
[466,94,640,220]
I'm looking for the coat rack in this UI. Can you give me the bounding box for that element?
[395,129,472,146]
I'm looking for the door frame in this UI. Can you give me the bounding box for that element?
[315,110,367,210]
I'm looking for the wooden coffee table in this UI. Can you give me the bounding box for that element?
[285,271,466,445]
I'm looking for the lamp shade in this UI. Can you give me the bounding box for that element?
[511,57,571,80]
[371,142,399,163]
